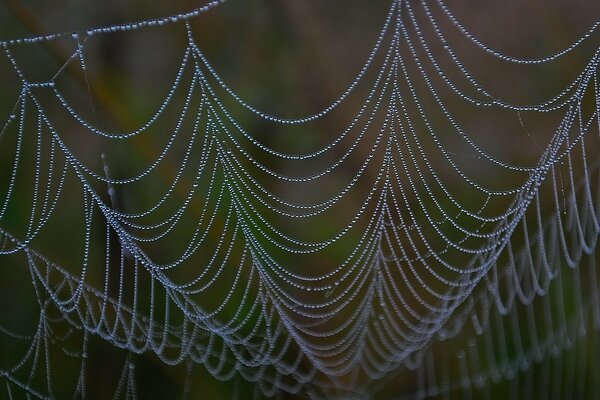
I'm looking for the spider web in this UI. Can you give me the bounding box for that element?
[1,0,600,398]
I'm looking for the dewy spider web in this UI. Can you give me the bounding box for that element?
[0,0,600,398]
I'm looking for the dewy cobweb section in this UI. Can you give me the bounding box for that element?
[0,0,600,398]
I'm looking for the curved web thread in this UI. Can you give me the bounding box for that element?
[0,0,599,398]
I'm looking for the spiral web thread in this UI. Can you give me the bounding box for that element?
[1,0,600,398]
